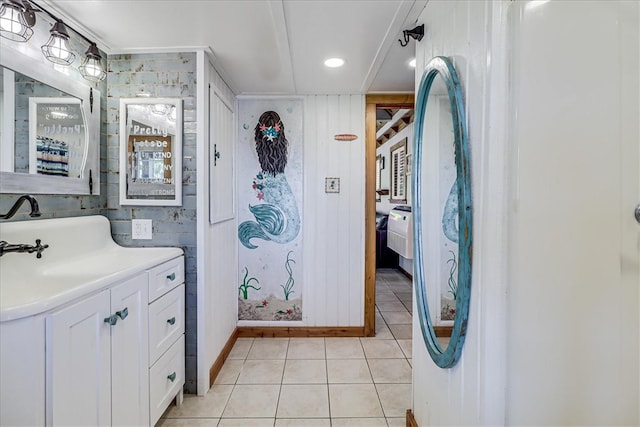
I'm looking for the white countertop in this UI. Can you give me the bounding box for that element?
[0,216,183,322]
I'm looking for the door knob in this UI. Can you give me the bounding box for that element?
[104,314,117,326]
[635,204,640,224]
[116,307,128,320]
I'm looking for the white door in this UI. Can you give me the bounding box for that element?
[110,274,149,427]
[46,290,111,426]
[208,84,235,224]
[507,1,639,425]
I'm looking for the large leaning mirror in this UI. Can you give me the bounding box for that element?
[119,98,182,206]
[0,44,100,195]
[412,56,472,368]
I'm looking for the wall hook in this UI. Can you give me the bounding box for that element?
[399,24,424,47]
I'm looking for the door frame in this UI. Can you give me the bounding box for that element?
[364,94,415,336]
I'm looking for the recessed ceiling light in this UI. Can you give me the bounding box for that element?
[408,58,416,68]
[324,57,345,68]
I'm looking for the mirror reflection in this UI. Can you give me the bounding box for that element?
[0,66,87,178]
[420,73,457,351]
[120,99,182,206]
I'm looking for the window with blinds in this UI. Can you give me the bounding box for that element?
[389,138,407,203]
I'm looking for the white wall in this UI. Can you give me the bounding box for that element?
[506,1,639,424]
[196,52,238,395]
[411,1,639,425]
[411,0,510,424]
[303,95,366,327]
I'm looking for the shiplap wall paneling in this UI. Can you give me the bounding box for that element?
[411,1,509,425]
[196,53,237,395]
[303,95,365,327]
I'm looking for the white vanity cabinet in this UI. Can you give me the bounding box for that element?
[0,252,185,427]
[147,258,186,425]
[0,216,185,426]
[46,273,149,426]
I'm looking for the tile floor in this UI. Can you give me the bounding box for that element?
[158,268,413,427]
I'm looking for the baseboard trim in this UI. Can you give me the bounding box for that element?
[434,325,453,337]
[237,326,365,338]
[399,266,413,280]
[208,327,240,388]
[407,409,419,427]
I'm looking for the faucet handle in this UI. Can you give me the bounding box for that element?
[34,239,49,259]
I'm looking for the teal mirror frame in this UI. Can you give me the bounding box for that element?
[412,56,472,368]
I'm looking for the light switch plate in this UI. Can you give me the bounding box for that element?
[132,219,152,239]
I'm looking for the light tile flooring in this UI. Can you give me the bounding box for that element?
[158,269,413,427]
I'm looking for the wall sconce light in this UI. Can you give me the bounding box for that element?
[79,42,106,82]
[2,0,106,81]
[399,24,424,47]
[0,0,36,42]
[41,19,75,65]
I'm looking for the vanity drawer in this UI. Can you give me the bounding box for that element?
[149,257,184,302]
[149,284,185,364]
[149,335,184,426]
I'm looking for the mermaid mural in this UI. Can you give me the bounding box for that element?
[237,106,303,322]
[441,180,458,321]
[238,111,300,249]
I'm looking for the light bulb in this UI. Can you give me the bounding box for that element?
[83,60,101,77]
[50,36,72,61]
[0,2,33,41]
[0,5,22,33]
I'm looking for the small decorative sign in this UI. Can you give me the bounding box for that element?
[334,133,358,141]
[325,177,340,193]
[119,98,182,206]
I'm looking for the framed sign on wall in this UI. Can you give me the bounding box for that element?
[119,98,182,206]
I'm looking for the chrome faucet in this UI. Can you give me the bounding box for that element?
[0,195,41,220]
[0,239,49,258]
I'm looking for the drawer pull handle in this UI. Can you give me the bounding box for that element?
[104,314,117,326]
[166,273,176,281]
[167,317,176,325]
[167,372,177,382]
[116,307,128,320]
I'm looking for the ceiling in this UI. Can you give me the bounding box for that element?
[42,0,426,95]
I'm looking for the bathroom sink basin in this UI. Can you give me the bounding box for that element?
[0,216,182,322]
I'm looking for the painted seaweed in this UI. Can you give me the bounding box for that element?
[238,267,261,299]
[281,251,296,300]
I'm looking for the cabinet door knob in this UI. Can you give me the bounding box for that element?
[167,317,176,325]
[167,372,177,382]
[116,307,128,320]
[104,314,117,326]
[166,273,176,281]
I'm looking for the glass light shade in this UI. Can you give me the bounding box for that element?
[79,55,106,82]
[41,21,76,65]
[79,42,106,82]
[0,2,33,41]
